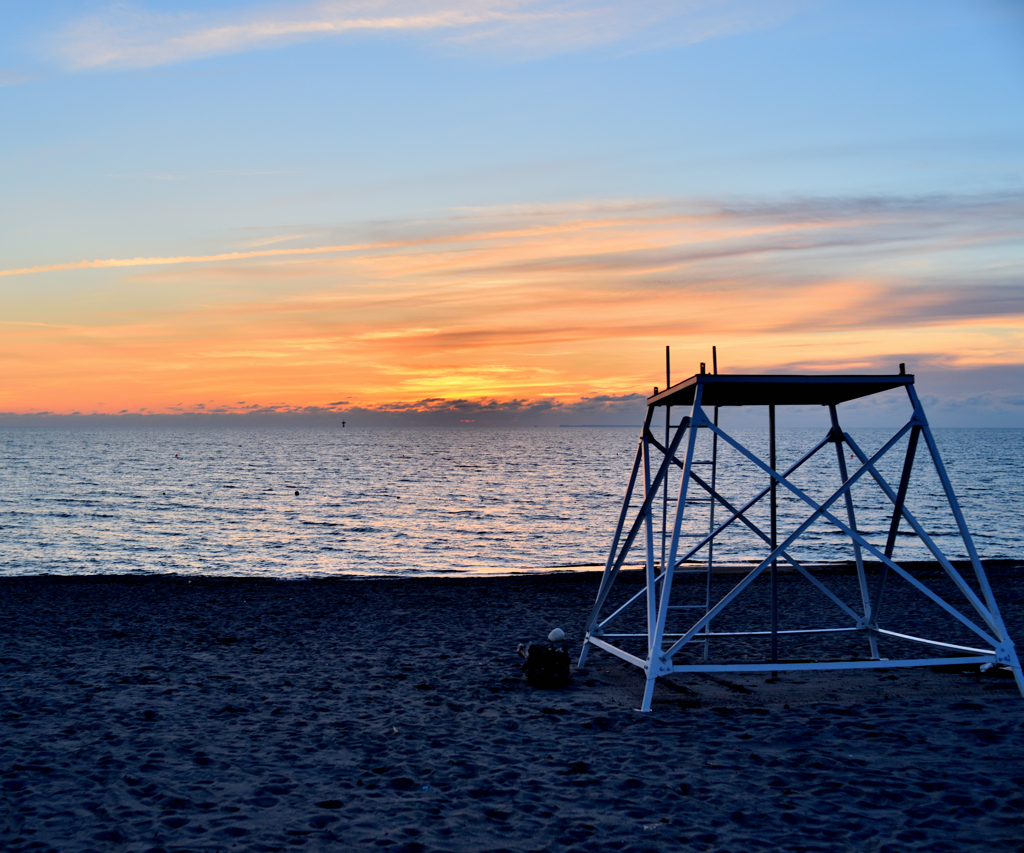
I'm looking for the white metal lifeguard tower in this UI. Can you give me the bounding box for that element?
[579,355,1023,711]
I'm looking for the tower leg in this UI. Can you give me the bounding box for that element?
[639,672,657,713]
[1010,652,1024,698]
[829,405,878,660]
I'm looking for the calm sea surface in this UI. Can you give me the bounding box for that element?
[0,426,1020,578]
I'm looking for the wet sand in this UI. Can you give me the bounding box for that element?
[2,567,1023,852]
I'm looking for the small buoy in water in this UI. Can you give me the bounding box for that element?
[548,628,565,643]
[294,490,299,496]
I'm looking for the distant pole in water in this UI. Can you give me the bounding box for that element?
[342,421,346,427]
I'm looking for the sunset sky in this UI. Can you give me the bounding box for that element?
[2,1,1023,425]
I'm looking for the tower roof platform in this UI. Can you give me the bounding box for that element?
[649,373,913,408]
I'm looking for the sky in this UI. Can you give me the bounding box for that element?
[2,0,1023,426]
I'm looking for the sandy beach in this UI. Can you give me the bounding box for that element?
[3,567,1023,852]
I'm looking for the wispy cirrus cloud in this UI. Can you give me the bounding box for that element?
[13,191,1023,283]
[0,68,34,86]
[0,242,382,278]
[48,0,803,70]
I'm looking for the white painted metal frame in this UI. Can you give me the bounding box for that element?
[579,379,1024,711]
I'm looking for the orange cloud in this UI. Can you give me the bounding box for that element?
[2,195,1023,415]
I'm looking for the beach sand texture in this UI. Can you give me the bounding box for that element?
[3,568,1023,852]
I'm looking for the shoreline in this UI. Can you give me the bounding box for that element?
[4,557,1021,583]
[3,567,1023,851]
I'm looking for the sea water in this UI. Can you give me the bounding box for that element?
[0,426,1020,578]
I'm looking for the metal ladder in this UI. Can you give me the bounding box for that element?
[652,346,722,662]
[659,406,720,662]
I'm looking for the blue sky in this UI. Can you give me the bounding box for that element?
[1,1,1023,425]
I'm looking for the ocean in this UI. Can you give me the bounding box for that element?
[0,425,1020,578]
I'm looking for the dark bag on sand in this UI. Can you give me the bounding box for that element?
[522,643,570,688]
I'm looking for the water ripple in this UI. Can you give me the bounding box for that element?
[0,426,1020,577]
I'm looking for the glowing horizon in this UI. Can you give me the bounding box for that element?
[3,195,1023,417]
